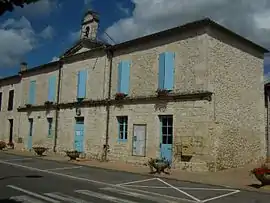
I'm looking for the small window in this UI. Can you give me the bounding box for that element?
[7,90,14,111]
[47,118,53,138]
[117,116,128,142]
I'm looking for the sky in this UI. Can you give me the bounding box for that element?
[0,0,270,79]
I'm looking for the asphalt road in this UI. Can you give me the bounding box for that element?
[0,153,269,203]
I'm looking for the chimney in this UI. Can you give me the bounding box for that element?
[20,62,27,72]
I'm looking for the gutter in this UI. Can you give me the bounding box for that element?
[104,48,113,161]
[53,59,63,152]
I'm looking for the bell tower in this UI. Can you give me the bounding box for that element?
[80,10,99,41]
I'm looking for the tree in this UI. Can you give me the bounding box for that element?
[0,0,40,16]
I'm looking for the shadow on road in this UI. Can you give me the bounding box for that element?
[0,199,22,202]
[0,175,43,181]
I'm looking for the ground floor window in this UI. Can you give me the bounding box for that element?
[47,118,53,138]
[117,116,128,142]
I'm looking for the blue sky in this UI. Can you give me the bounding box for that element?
[0,0,270,79]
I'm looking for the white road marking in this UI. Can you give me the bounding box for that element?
[157,178,201,202]
[0,158,241,203]
[124,184,238,191]
[44,192,91,203]
[201,190,241,203]
[4,158,32,161]
[116,177,158,186]
[101,187,178,203]
[7,185,60,203]
[76,189,138,203]
[46,166,82,171]
[10,195,46,203]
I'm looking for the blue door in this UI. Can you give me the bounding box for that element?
[74,117,84,152]
[160,116,173,163]
[28,118,33,150]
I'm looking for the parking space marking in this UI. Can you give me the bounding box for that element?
[7,185,60,203]
[46,166,82,171]
[157,178,201,202]
[116,177,158,186]
[0,159,191,202]
[201,190,240,203]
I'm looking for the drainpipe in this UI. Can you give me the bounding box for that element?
[53,59,63,153]
[104,48,113,161]
[267,89,270,162]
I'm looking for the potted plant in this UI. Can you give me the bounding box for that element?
[64,150,81,161]
[25,104,32,108]
[32,146,48,156]
[7,141,14,149]
[0,141,6,150]
[251,163,270,186]
[147,158,171,174]
[44,101,54,106]
[115,92,127,100]
[156,89,170,97]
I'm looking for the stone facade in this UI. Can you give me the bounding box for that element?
[0,18,267,172]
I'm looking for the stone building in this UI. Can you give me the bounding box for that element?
[0,10,268,172]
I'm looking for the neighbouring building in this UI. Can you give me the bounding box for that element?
[0,10,268,172]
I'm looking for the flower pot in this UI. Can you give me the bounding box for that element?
[33,147,48,156]
[65,150,81,160]
[251,167,270,185]
[0,141,6,150]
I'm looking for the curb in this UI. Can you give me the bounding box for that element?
[1,150,269,194]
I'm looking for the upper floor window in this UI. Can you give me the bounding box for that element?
[7,90,14,111]
[77,70,87,100]
[158,52,175,91]
[48,75,57,102]
[117,60,131,95]
[117,116,128,142]
[28,80,36,105]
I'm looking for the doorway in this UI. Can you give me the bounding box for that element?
[8,119,13,143]
[28,118,33,150]
[74,117,84,152]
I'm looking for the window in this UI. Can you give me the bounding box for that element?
[48,75,56,102]
[117,116,128,141]
[158,52,175,90]
[47,118,53,138]
[161,115,173,145]
[117,60,131,94]
[28,80,36,104]
[7,90,14,111]
[0,92,2,111]
[77,70,87,100]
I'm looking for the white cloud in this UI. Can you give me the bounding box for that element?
[15,0,60,18]
[116,3,130,15]
[40,25,54,39]
[69,30,80,42]
[0,16,54,68]
[84,0,92,5]
[105,0,270,48]
[51,56,59,62]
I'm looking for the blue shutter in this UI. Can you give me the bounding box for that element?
[158,53,165,89]
[120,60,130,94]
[77,70,87,99]
[29,80,36,104]
[48,75,56,102]
[117,62,122,93]
[164,52,175,90]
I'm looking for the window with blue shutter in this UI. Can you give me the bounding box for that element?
[77,70,87,99]
[48,75,56,102]
[28,80,36,104]
[158,52,175,90]
[117,60,131,95]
